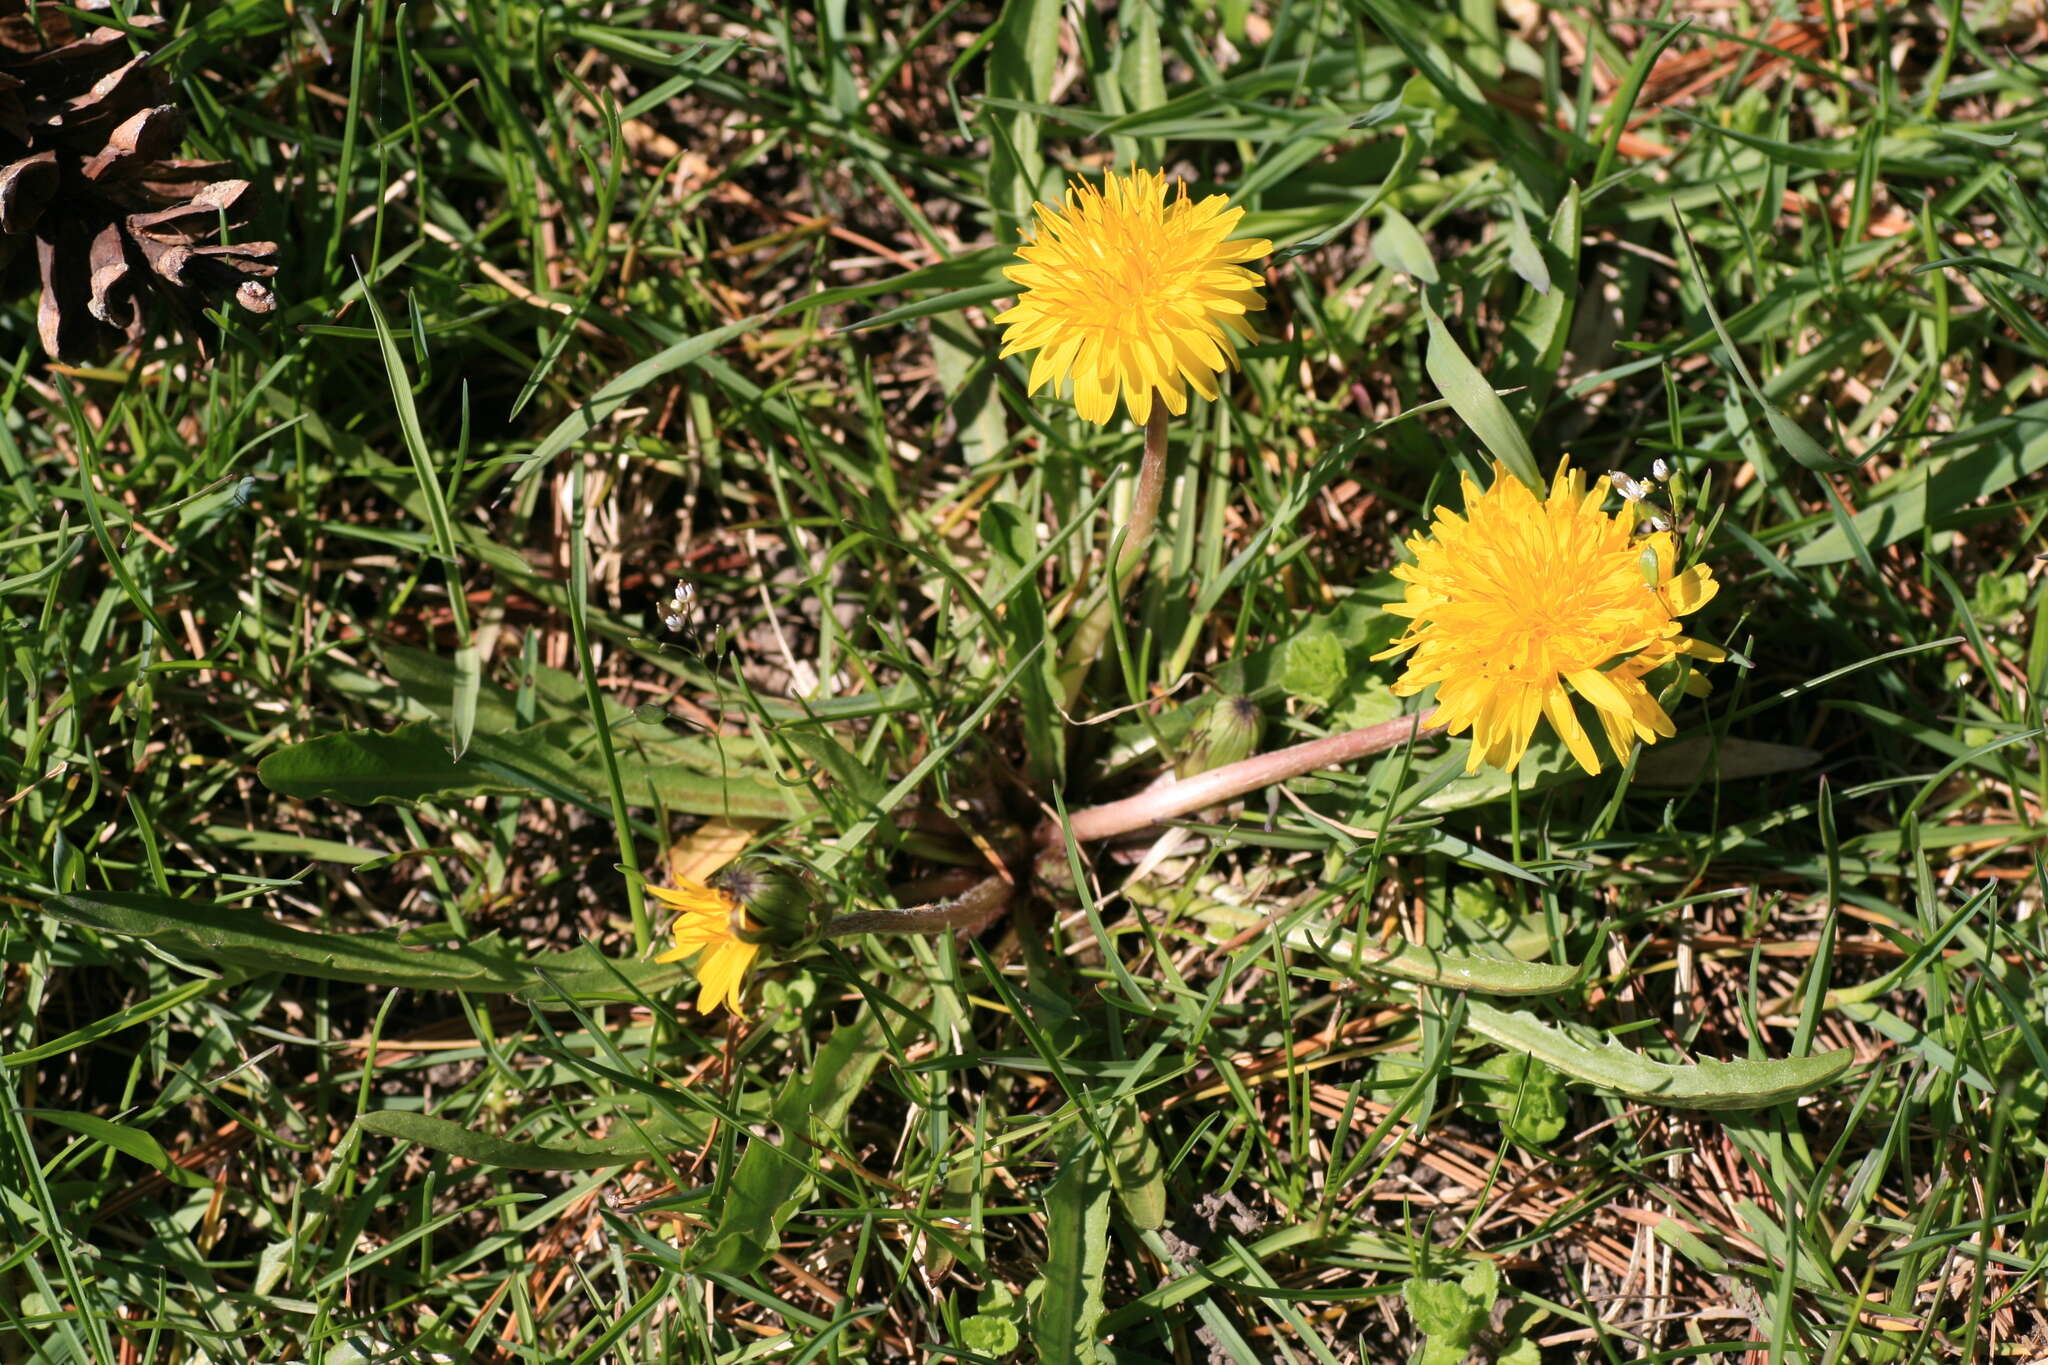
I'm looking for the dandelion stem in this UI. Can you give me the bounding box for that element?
[1045,710,1443,845]
[821,874,1014,938]
[1058,406,1170,706]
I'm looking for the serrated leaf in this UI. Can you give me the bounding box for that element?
[689,1011,886,1274]
[1032,1138,1111,1365]
[41,891,690,999]
[518,942,695,1004]
[1465,999,1853,1110]
[1196,901,1589,995]
[355,1111,657,1171]
[1402,728,1584,814]
[1406,1276,1482,1341]
[257,724,521,804]
[962,1312,1021,1357]
[1498,1337,1543,1365]
[1470,1052,1569,1145]
[258,719,802,818]
[1106,1100,1165,1230]
[45,891,531,990]
[1279,627,1348,707]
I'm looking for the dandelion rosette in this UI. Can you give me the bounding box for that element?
[1376,461,1725,775]
[651,876,758,1016]
[994,168,1271,426]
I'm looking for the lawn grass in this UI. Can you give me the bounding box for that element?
[4,1,2048,1361]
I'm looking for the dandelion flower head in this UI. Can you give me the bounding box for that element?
[651,876,759,1016]
[994,168,1271,426]
[1377,462,1725,775]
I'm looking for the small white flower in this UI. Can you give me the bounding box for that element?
[1608,470,1652,502]
[1651,458,1672,482]
[660,579,697,634]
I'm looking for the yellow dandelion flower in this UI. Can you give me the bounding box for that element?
[651,877,758,1016]
[1376,461,1726,775]
[994,168,1272,426]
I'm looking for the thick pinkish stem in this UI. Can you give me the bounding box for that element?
[1058,406,1171,705]
[1048,711,1443,845]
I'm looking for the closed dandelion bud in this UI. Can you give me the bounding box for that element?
[1178,694,1264,779]
[713,859,823,949]
[1638,545,1663,590]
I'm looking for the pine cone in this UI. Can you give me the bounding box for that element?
[0,0,277,361]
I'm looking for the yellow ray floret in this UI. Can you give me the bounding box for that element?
[1375,461,1725,775]
[994,168,1272,426]
[650,877,759,1016]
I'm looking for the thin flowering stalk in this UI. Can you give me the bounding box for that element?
[1058,406,1169,703]
[1047,710,1442,845]
[569,461,647,952]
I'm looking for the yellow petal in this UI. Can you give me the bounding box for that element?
[1542,687,1601,775]
[1566,667,1636,720]
[1661,564,1719,616]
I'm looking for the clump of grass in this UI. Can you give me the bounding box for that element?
[4,3,2048,1363]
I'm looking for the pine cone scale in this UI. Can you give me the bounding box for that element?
[85,219,129,326]
[81,102,184,181]
[2,4,275,360]
[0,147,54,231]
[35,223,107,358]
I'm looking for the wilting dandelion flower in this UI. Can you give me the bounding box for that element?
[651,876,759,1015]
[1376,461,1725,775]
[994,168,1271,426]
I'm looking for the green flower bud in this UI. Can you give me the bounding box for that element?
[713,858,824,950]
[1177,693,1263,780]
[1637,544,1663,590]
